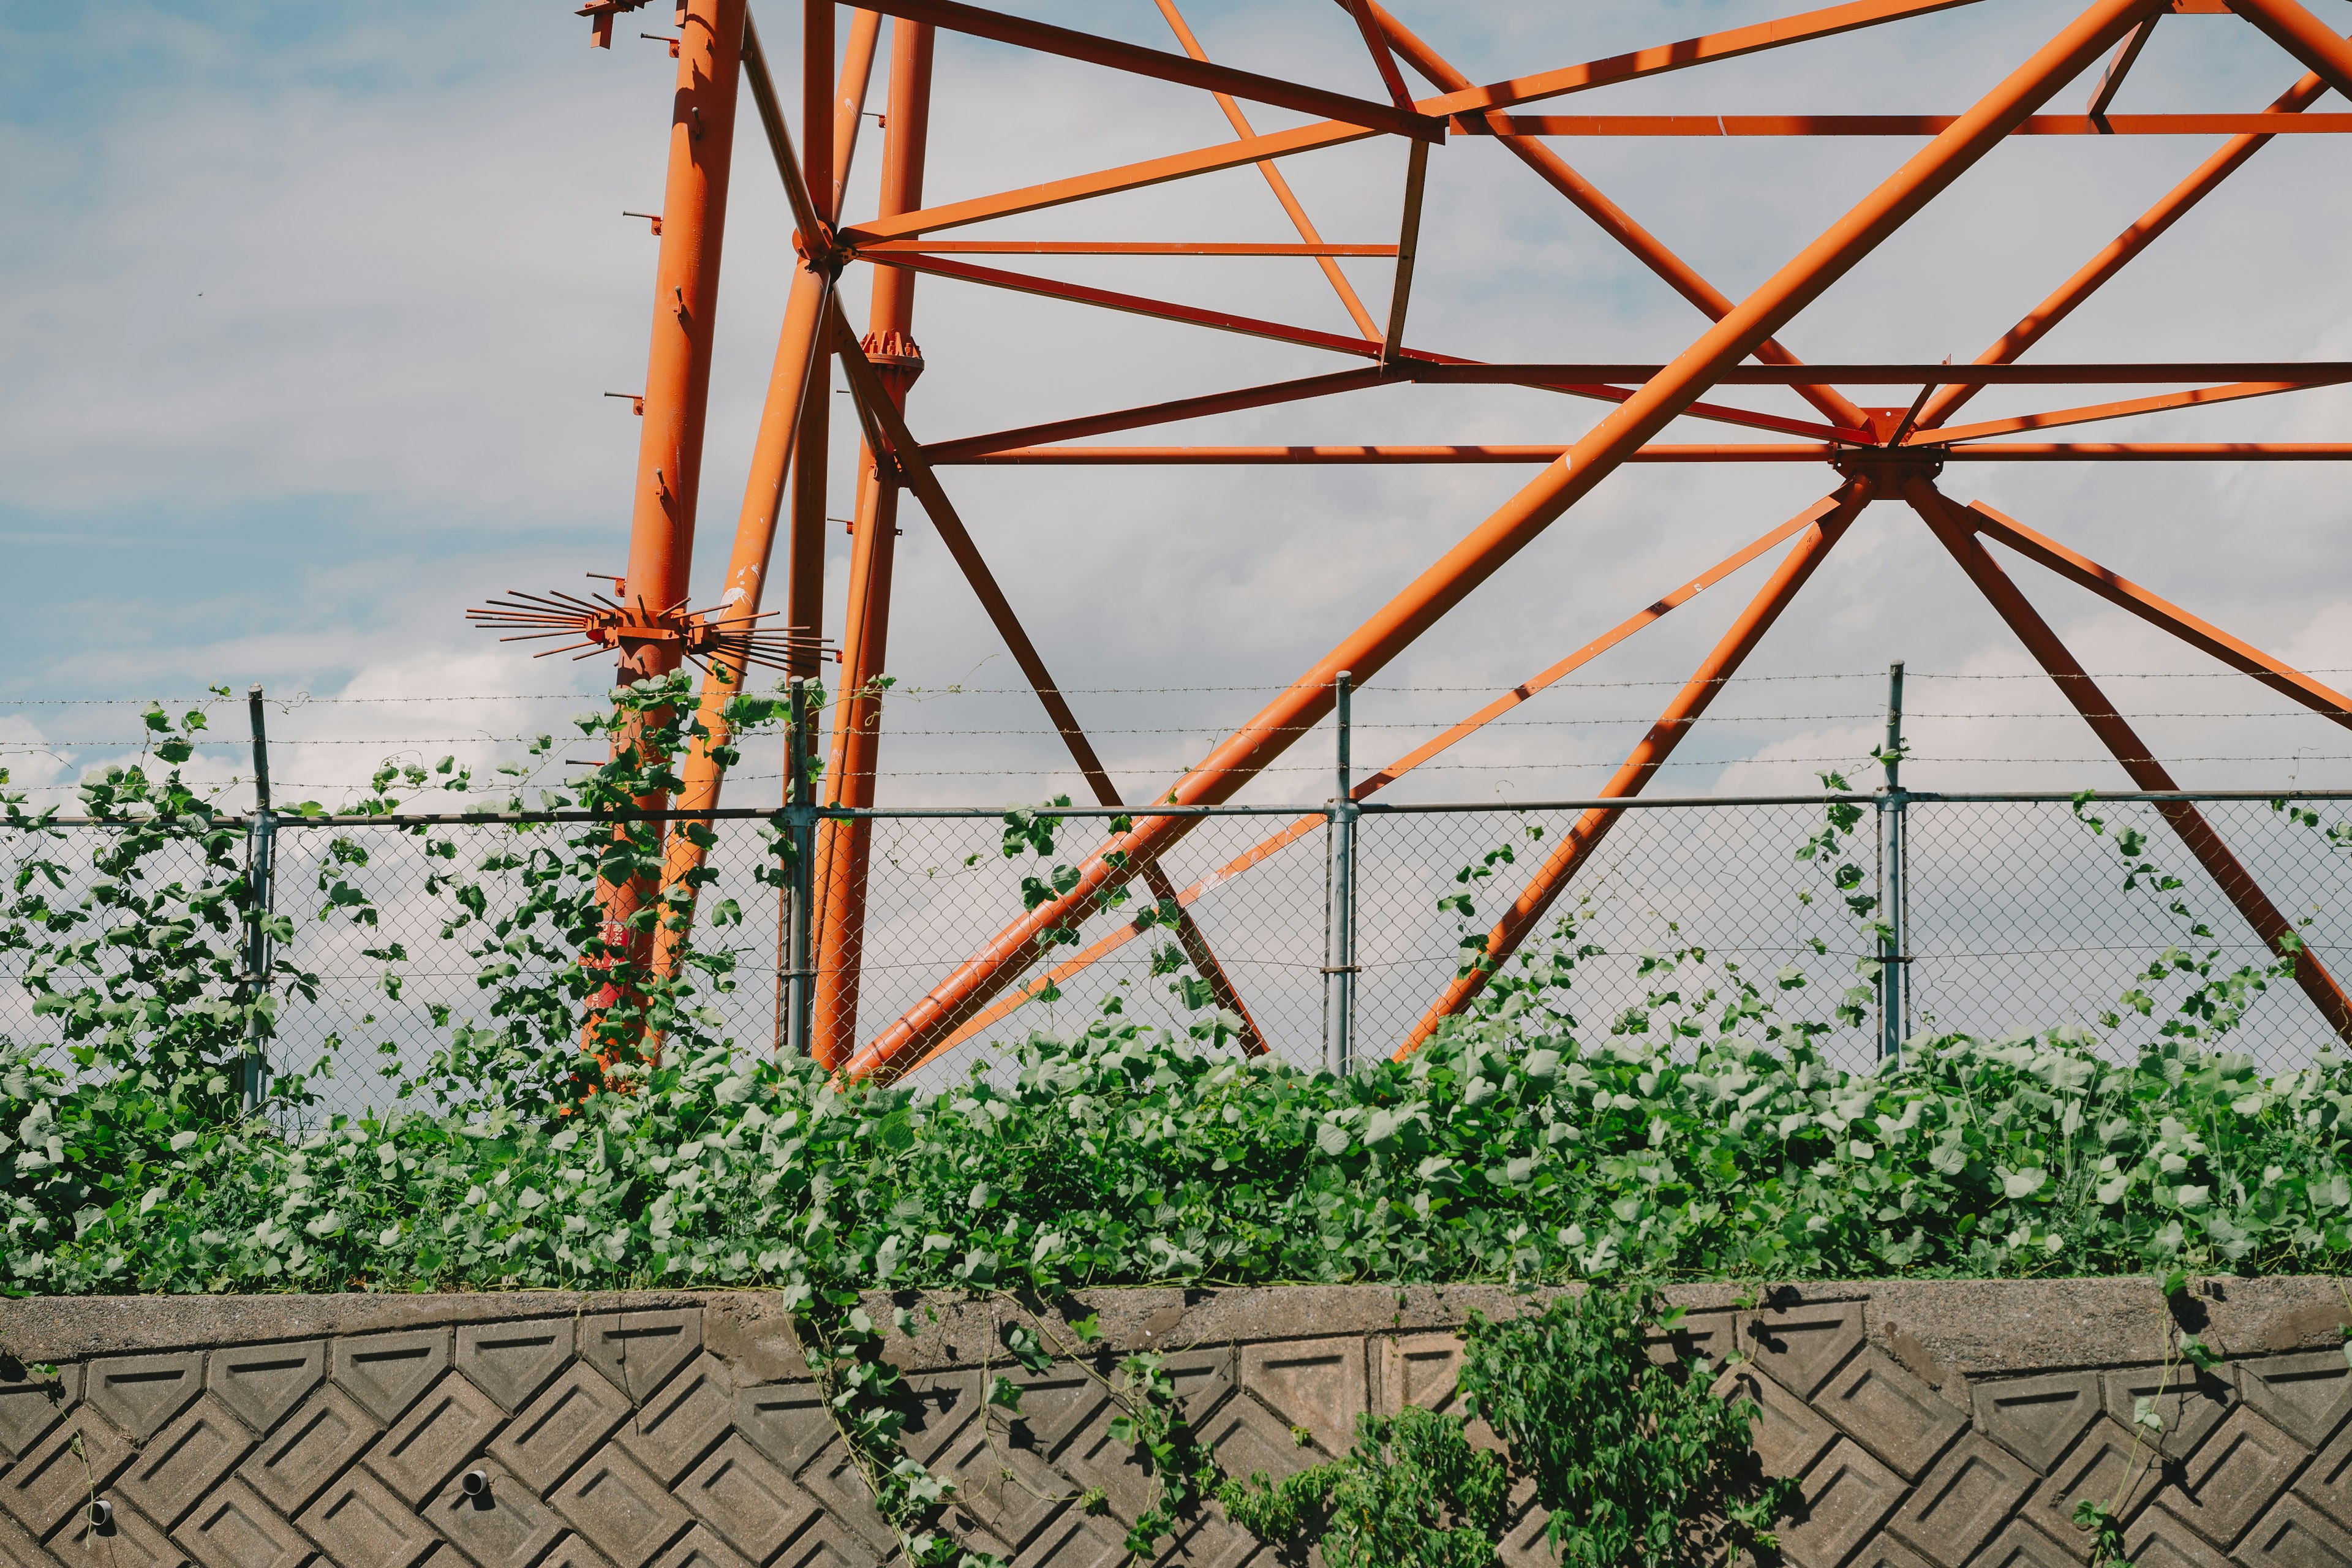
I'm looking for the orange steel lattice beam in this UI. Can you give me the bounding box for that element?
[843,0,2173,1082]
[546,0,2352,1076]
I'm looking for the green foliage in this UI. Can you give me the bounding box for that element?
[1220,1406,1510,1568]
[1458,1286,1795,1568]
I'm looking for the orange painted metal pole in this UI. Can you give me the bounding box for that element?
[588,0,747,1049]
[1913,61,2334,432]
[944,442,2352,465]
[1396,481,1873,1055]
[842,0,2164,1085]
[811,19,935,1068]
[1352,0,1875,433]
[831,11,884,217]
[1905,478,2352,1041]
[910,501,1835,1069]
[1910,379,2333,444]
[1960,500,2352,728]
[2226,0,2352,101]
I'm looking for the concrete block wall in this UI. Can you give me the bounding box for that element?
[1,1279,2349,1567]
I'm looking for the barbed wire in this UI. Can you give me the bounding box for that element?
[7,666,2351,709]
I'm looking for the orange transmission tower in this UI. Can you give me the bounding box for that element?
[513,0,2352,1080]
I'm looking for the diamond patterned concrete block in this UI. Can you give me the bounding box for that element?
[1378,1333,1466,1417]
[117,1396,255,1529]
[1155,1348,1237,1426]
[368,1373,507,1507]
[1650,1311,1740,1371]
[1887,1433,2035,1568]
[239,1381,375,1518]
[206,1344,323,1440]
[733,1382,832,1480]
[992,1366,1109,1461]
[549,1446,691,1568]
[1239,1339,1366,1456]
[930,1414,1072,1554]
[675,1434,817,1566]
[49,1496,183,1568]
[457,1321,575,1417]
[1977,1374,2102,1473]
[298,1464,440,1568]
[1749,1302,1868,1401]
[87,1354,204,1444]
[1845,1539,1936,1568]
[791,1442,895,1556]
[2151,1404,2305,1550]
[650,1525,751,1568]
[2122,1506,2237,1568]
[172,1478,309,1568]
[897,1372,978,1466]
[2244,1351,2352,1449]
[0,1363,75,1462]
[1817,1349,1967,1481]
[541,1533,620,1568]
[2021,1419,2161,1561]
[1008,1510,1123,1568]
[486,1365,631,1496]
[4,1416,135,1538]
[0,1506,61,1568]
[578,1313,700,1407]
[2103,1366,2234,1459]
[334,1330,451,1427]
[1196,1393,1317,1502]
[1969,1520,2078,1568]
[2238,1496,2352,1568]
[612,1354,733,1488]
[427,1460,563,1568]
[1715,1365,1839,1481]
[1781,1439,1905,1568]
[2299,1408,2352,1529]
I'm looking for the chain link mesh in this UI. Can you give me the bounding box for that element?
[7,793,2351,1117]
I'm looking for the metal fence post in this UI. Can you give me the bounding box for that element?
[242,685,276,1114]
[1324,671,1357,1073]
[1880,660,1909,1063]
[780,676,816,1057]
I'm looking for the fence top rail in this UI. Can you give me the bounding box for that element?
[10,788,2352,831]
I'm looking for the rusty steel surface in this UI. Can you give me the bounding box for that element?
[532,0,2352,1077]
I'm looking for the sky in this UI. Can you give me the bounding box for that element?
[2,0,2350,812]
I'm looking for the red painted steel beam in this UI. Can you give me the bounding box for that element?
[1961,500,2352,726]
[1905,478,2352,1041]
[1400,483,1875,1052]
[1911,379,2336,443]
[1351,1,1875,442]
[846,0,1444,141]
[907,503,1833,1069]
[858,254,1871,442]
[1151,0,1383,340]
[842,0,1989,243]
[1913,59,2335,432]
[926,369,1390,464]
[813,18,936,1069]
[2226,0,2352,100]
[843,0,2166,1084]
[1460,112,2352,134]
[1344,0,1415,110]
[856,241,1398,255]
[829,302,1270,1054]
[739,9,832,247]
[1415,361,2352,385]
[936,441,2352,464]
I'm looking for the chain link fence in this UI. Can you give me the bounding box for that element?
[6,790,2352,1118]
